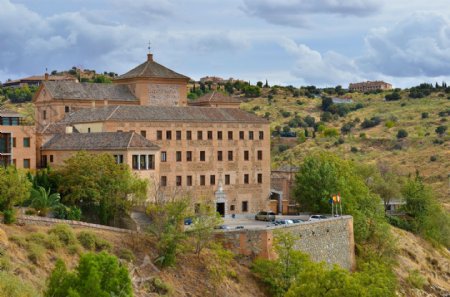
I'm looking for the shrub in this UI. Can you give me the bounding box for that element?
[52,205,82,221]
[406,269,427,289]
[435,125,447,135]
[430,155,437,162]
[433,139,444,145]
[149,277,173,295]
[281,110,291,118]
[385,92,401,101]
[77,231,97,250]
[397,129,408,139]
[0,271,38,297]
[421,112,429,119]
[24,209,36,215]
[323,128,339,138]
[117,248,135,263]
[49,224,76,246]
[359,132,366,139]
[2,210,15,225]
[361,116,381,129]
[351,147,358,153]
[385,120,395,128]
[27,243,45,265]
[67,244,82,255]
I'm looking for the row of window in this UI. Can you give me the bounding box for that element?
[155,130,264,141]
[130,154,155,170]
[8,158,31,168]
[11,137,31,148]
[160,173,263,187]
[42,106,70,120]
[161,150,263,162]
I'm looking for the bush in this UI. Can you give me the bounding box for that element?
[406,269,427,289]
[397,129,408,139]
[117,248,135,263]
[52,205,82,221]
[27,243,45,265]
[385,120,395,128]
[359,132,366,139]
[77,231,97,250]
[0,271,38,297]
[435,125,447,135]
[49,224,76,246]
[323,128,339,138]
[430,155,437,162]
[351,147,358,153]
[2,210,15,225]
[24,209,36,215]
[421,112,429,119]
[385,92,401,101]
[361,117,381,129]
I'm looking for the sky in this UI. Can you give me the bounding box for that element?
[1,0,450,88]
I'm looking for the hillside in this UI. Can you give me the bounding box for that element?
[240,88,450,209]
[0,224,266,297]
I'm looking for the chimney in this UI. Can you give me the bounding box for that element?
[65,126,73,134]
[44,73,49,81]
[147,53,153,62]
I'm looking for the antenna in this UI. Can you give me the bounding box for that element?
[148,41,151,53]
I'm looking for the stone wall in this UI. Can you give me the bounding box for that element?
[217,216,355,270]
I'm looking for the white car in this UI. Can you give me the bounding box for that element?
[274,219,294,225]
[308,215,328,221]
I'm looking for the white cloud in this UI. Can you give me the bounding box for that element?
[242,0,383,27]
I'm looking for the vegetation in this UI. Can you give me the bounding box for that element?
[30,186,61,216]
[0,271,39,297]
[0,166,31,223]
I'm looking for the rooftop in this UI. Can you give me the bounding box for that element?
[2,75,75,86]
[42,132,159,151]
[116,54,190,81]
[0,107,23,118]
[189,91,241,106]
[61,105,268,124]
[41,81,138,101]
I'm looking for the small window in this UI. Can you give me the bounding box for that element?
[157,130,163,140]
[176,176,182,187]
[23,137,30,148]
[259,131,264,140]
[12,137,16,148]
[217,131,223,140]
[228,131,233,140]
[41,156,47,167]
[161,151,167,162]
[148,155,155,169]
[197,131,203,140]
[132,155,139,169]
[200,151,206,161]
[140,155,147,169]
[257,150,263,160]
[200,175,206,186]
[242,201,248,212]
[249,131,254,140]
[244,174,249,184]
[207,131,213,140]
[65,106,70,113]
[176,151,182,162]
[161,176,167,187]
[244,150,249,161]
[23,159,30,169]
[239,131,244,140]
[43,110,47,120]
[50,155,54,163]
[230,205,235,211]
[187,175,193,186]
[257,173,263,184]
[140,130,147,138]
[176,130,182,140]
[228,151,233,161]
[88,128,91,133]
[225,174,230,185]
[186,131,192,140]
[166,130,172,140]
[210,175,215,185]
[217,151,223,161]
[186,151,192,162]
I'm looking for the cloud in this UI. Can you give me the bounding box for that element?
[358,12,450,77]
[242,0,383,27]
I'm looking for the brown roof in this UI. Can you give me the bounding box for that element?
[42,81,138,101]
[42,132,159,151]
[0,107,23,117]
[61,105,268,124]
[116,55,190,81]
[2,75,75,86]
[189,91,241,106]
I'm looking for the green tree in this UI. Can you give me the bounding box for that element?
[435,125,447,135]
[45,252,133,297]
[55,152,147,225]
[396,129,408,139]
[30,186,61,216]
[0,166,31,223]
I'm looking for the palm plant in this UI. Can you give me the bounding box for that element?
[30,186,61,217]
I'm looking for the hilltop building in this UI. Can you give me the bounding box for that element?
[27,53,271,217]
[349,81,392,92]
[2,74,76,89]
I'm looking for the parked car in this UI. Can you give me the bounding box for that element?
[214,224,233,230]
[184,217,193,225]
[274,219,294,225]
[308,215,328,221]
[255,211,276,222]
[291,219,304,224]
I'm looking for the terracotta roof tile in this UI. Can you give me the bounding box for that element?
[116,56,189,80]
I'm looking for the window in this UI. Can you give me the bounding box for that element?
[210,175,215,185]
[257,150,263,160]
[217,131,223,140]
[200,151,206,161]
[176,130,182,140]
[244,174,249,184]
[207,131,213,140]
[228,131,233,140]
[186,131,192,140]
[228,151,233,161]
[161,151,167,162]
[225,174,230,185]
[43,110,47,120]
[12,137,16,148]
[217,151,223,161]
[187,175,193,186]
[23,159,30,169]
[249,131,254,140]
[186,151,192,162]
[176,176,182,187]
[148,155,155,169]
[176,151,182,162]
[244,150,249,161]
[41,156,47,168]
[257,173,263,184]
[140,155,147,169]
[140,130,146,138]
[88,128,91,133]
[23,137,30,148]
[161,176,167,187]
[230,205,235,211]
[132,155,139,169]
[65,106,70,113]
[242,201,248,212]
[157,130,162,140]
[197,131,203,140]
[200,175,206,186]
[259,131,264,140]
[50,155,54,163]
[166,130,172,140]
[239,131,244,140]
[113,154,123,164]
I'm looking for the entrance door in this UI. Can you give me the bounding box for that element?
[216,202,225,217]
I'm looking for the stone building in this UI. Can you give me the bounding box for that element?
[2,74,76,89]
[349,81,392,92]
[31,53,271,216]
